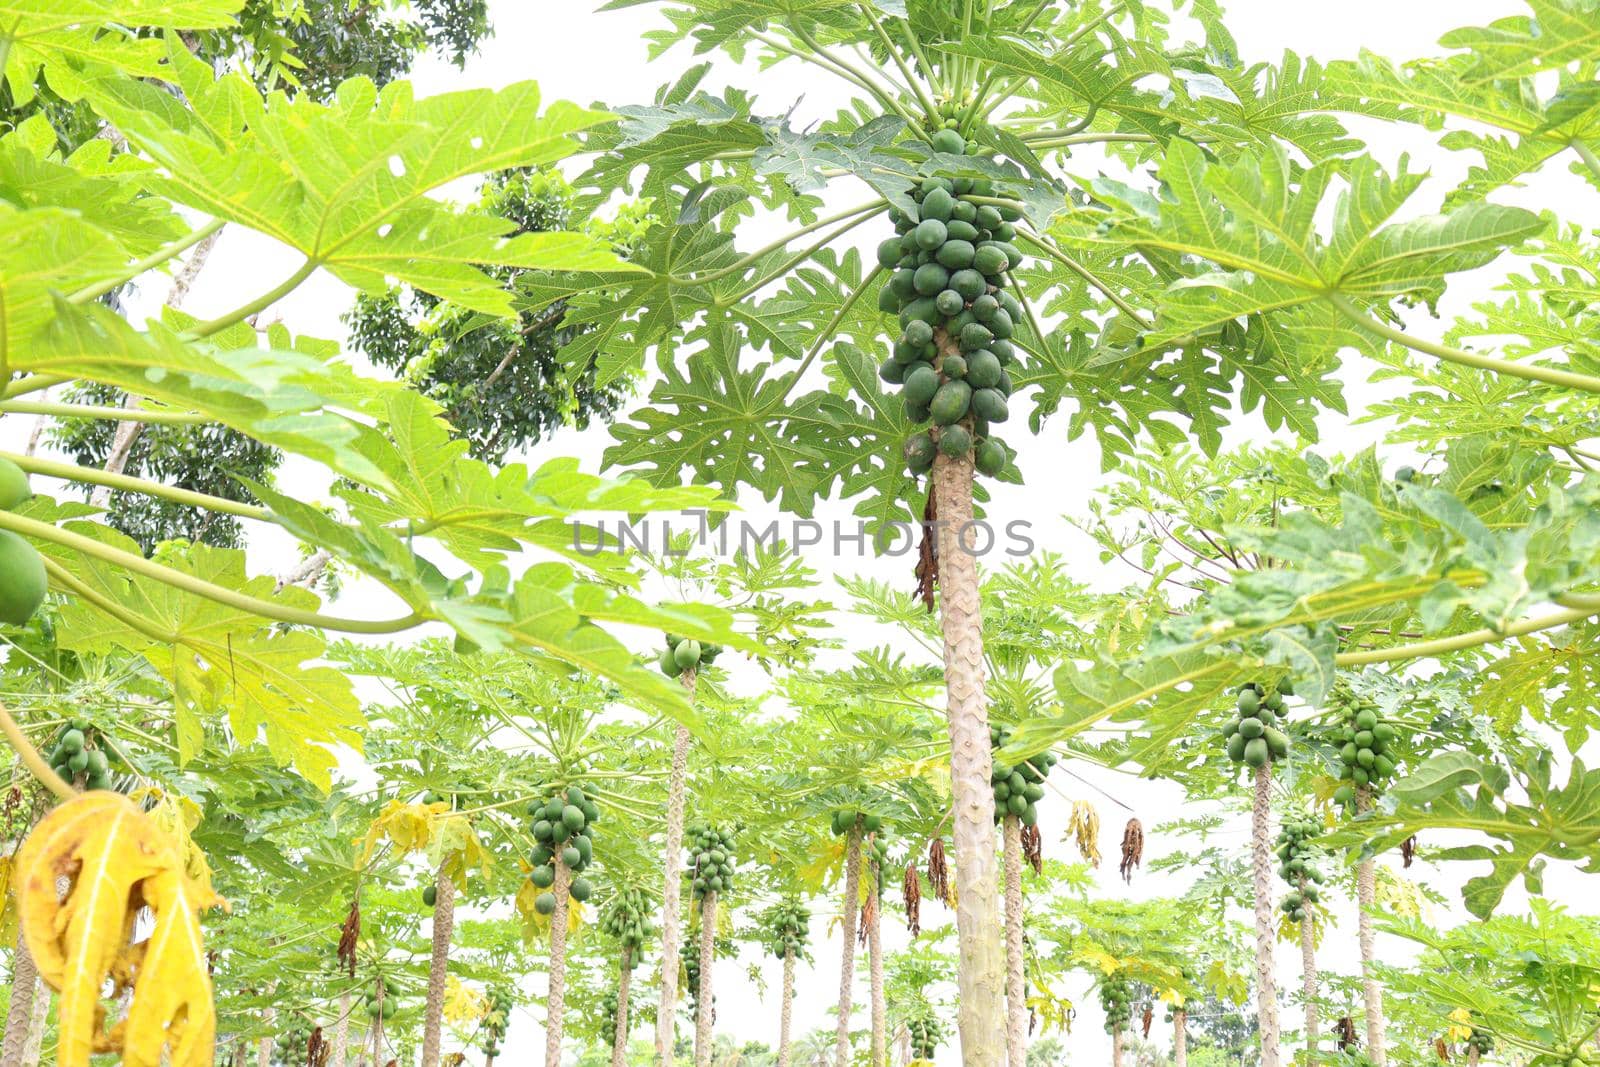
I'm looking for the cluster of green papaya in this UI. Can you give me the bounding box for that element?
[866,828,889,876]
[364,981,398,1020]
[599,886,654,956]
[1465,1028,1494,1056]
[876,127,1023,478]
[989,724,1053,826]
[528,785,599,915]
[1099,976,1134,1032]
[1329,687,1399,808]
[764,897,810,960]
[828,809,882,836]
[45,719,117,792]
[687,821,735,901]
[599,987,620,1048]
[478,987,512,1058]
[0,459,45,629]
[907,1011,947,1059]
[657,633,723,678]
[683,932,708,1019]
[1223,681,1293,769]
[1275,812,1325,924]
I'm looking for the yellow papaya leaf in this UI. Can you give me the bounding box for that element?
[1447,1007,1473,1042]
[433,815,491,887]
[442,977,487,1026]
[0,854,17,947]
[18,793,173,1065]
[122,867,222,1067]
[356,800,439,863]
[16,792,219,1067]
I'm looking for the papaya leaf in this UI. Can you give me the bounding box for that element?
[76,41,631,314]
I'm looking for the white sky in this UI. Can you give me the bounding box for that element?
[2,0,1592,1063]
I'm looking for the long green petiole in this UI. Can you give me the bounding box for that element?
[1329,293,1600,395]
[0,450,272,521]
[0,509,422,635]
[673,201,886,286]
[68,218,227,306]
[720,209,886,304]
[794,264,887,380]
[858,3,941,125]
[0,399,210,427]
[186,259,318,339]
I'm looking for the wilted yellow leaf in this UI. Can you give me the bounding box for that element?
[443,977,487,1027]
[16,792,220,1067]
[357,800,441,863]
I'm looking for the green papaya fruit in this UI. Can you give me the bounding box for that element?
[876,238,904,270]
[423,885,437,907]
[562,805,587,832]
[970,388,1008,423]
[531,865,555,888]
[913,219,948,251]
[936,240,975,270]
[674,639,702,669]
[0,460,30,511]
[903,365,940,409]
[570,877,593,902]
[659,647,683,676]
[974,437,1006,476]
[950,269,987,301]
[930,129,965,154]
[959,322,993,352]
[942,354,968,380]
[0,532,47,627]
[905,433,937,474]
[930,381,972,426]
[946,219,979,243]
[1226,733,1247,762]
[939,426,972,457]
[1243,738,1270,768]
[921,187,954,222]
[535,891,557,916]
[562,845,583,868]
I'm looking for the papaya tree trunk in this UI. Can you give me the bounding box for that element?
[1111,1029,1123,1067]
[332,991,352,1067]
[545,855,574,1067]
[1356,787,1385,1066]
[421,864,456,1067]
[611,945,635,1067]
[20,976,46,1067]
[1173,1009,1186,1067]
[1002,815,1026,1067]
[257,1003,275,1067]
[834,823,862,1067]
[1,934,39,1067]
[868,866,886,1067]
[929,340,1006,1067]
[655,670,697,1065]
[778,946,796,1067]
[695,892,717,1067]
[1467,1048,1479,1067]
[1299,884,1319,1054]
[1250,766,1281,1067]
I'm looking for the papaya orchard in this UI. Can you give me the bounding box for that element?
[2,1,1600,1067]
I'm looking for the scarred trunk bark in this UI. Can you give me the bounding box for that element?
[1173,1009,1187,1067]
[421,865,456,1067]
[545,856,574,1067]
[1467,1048,1480,1067]
[1356,786,1385,1066]
[655,671,697,1065]
[835,823,862,1067]
[0,935,39,1067]
[20,977,46,1067]
[929,357,1005,1067]
[1250,766,1281,1067]
[256,1004,276,1067]
[778,947,796,1067]
[1002,816,1026,1067]
[612,944,634,1067]
[332,992,352,1067]
[1299,885,1319,1054]
[1112,1029,1124,1067]
[869,863,886,1067]
[695,893,717,1067]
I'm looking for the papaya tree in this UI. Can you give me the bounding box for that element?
[760,897,812,1067]
[527,5,1441,1057]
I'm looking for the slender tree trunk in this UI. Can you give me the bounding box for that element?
[257,1003,276,1067]
[695,893,717,1067]
[929,354,1005,1067]
[19,979,46,1067]
[421,865,456,1067]
[23,390,49,459]
[835,823,863,1067]
[332,992,352,1067]
[778,947,796,1067]
[1250,766,1281,1067]
[1002,816,1026,1067]
[232,1037,247,1067]
[1467,1048,1479,1067]
[1,935,39,1067]
[656,671,697,1065]
[1355,787,1385,1066]
[546,856,574,1067]
[869,864,886,1067]
[90,226,223,507]
[1173,1009,1186,1067]
[612,945,635,1067]
[1299,885,1319,1054]
[1112,1029,1124,1067]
